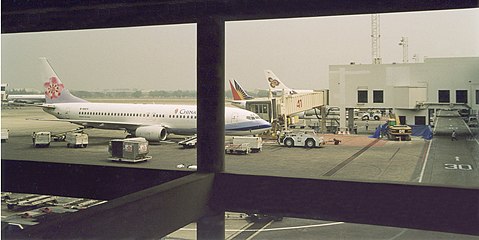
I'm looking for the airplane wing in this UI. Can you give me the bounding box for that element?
[4,102,50,107]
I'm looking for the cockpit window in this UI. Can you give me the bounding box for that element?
[246,114,261,120]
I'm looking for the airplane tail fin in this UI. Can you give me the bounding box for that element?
[264,70,295,94]
[229,79,254,100]
[40,58,88,104]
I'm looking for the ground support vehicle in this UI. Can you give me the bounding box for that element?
[1,129,9,142]
[66,132,88,148]
[178,136,197,148]
[232,136,263,153]
[63,199,106,210]
[245,213,283,223]
[6,195,58,210]
[32,132,51,148]
[279,130,324,148]
[386,116,412,141]
[108,137,151,162]
[467,116,478,127]
[361,112,381,121]
[225,143,250,155]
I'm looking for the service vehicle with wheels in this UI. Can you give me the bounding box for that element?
[279,130,324,148]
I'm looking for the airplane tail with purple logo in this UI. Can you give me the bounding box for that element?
[40,57,88,104]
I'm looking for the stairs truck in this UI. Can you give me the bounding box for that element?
[386,115,412,141]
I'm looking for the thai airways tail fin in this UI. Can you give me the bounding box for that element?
[264,70,296,94]
[229,79,254,100]
[40,57,88,104]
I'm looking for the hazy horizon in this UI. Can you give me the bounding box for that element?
[2,8,478,92]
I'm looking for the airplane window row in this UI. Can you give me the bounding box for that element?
[78,111,197,119]
[169,115,197,119]
[79,112,153,117]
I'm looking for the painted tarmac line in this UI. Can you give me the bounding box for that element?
[418,140,432,183]
[245,220,274,240]
[323,139,380,176]
[179,221,345,233]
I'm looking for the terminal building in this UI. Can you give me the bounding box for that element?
[329,57,479,129]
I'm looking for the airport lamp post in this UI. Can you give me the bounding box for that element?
[196,16,226,240]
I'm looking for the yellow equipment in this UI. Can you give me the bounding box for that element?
[386,115,412,141]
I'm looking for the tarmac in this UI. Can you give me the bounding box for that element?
[1,106,478,239]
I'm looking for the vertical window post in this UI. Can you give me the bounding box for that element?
[196,16,225,240]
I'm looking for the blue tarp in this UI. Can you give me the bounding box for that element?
[369,123,388,138]
[369,124,433,140]
[410,125,433,140]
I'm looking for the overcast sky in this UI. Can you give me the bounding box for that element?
[2,8,478,92]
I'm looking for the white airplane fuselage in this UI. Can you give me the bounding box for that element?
[44,102,271,136]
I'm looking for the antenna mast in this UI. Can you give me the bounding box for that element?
[371,14,382,64]
[399,37,409,63]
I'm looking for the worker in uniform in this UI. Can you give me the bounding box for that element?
[451,130,458,141]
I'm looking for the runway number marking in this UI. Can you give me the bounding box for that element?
[444,164,473,170]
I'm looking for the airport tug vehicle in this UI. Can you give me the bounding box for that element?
[278,130,324,148]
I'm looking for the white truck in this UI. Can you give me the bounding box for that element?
[32,132,51,148]
[361,112,381,121]
[1,129,9,142]
[279,130,324,148]
[66,132,88,148]
[225,143,250,155]
[467,116,478,127]
[232,136,263,153]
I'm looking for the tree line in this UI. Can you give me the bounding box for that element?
[7,88,270,99]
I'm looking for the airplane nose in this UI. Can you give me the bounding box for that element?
[262,119,272,129]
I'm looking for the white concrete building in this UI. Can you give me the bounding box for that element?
[329,57,479,128]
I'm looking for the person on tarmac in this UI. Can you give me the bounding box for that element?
[451,130,458,141]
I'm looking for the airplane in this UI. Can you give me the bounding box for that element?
[264,70,314,96]
[229,79,260,109]
[232,75,344,121]
[36,58,272,141]
[229,79,254,101]
[6,94,46,104]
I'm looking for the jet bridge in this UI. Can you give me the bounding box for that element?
[244,90,327,124]
[276,90,327,117]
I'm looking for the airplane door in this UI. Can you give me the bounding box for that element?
[231,112,239,123]
[63,107,71,119]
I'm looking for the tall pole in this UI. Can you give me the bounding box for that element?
[371,14,382,64]
[399,37,409,63]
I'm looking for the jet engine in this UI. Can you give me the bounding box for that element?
[135,126,168,142]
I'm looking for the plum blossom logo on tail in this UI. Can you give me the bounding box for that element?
[44,76,64,99]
